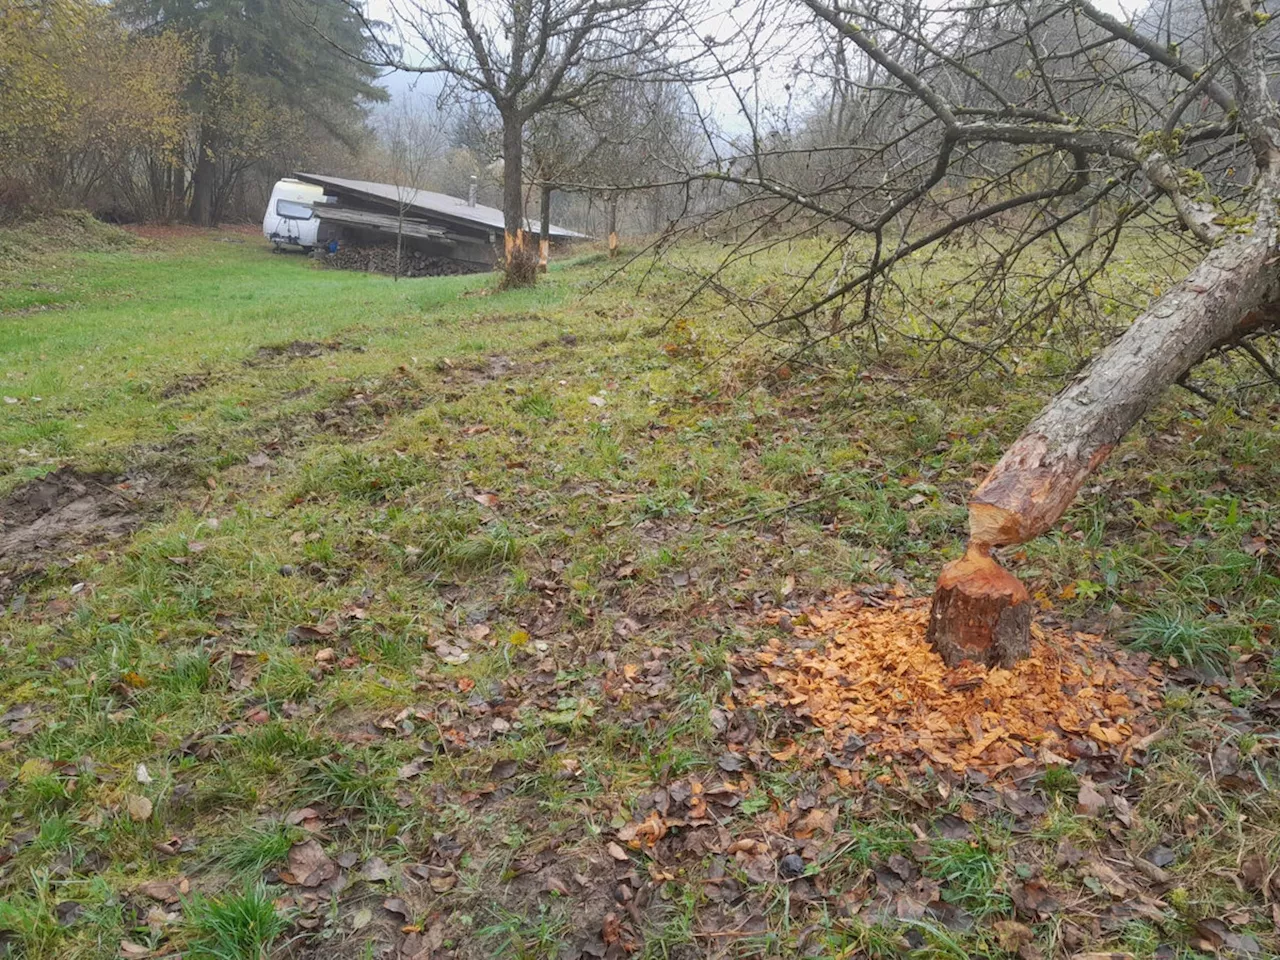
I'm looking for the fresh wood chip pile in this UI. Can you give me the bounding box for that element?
[749,595,1164,778]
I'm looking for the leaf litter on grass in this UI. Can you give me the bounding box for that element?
[744,594,1165,778]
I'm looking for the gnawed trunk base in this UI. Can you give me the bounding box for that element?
[927,546,1031,668]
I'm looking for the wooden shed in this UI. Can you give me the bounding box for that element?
[293,173,586,273]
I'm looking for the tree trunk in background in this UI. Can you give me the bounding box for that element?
[169,161,185,224]
[649,188,664,233]
[607,194,619,258]
[395,204,404,282]
[539,182,552,273]
[927,156,1280,667]
[188,122,216,227]
[501,115,533,286]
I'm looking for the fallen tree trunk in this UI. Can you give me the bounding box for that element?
[928,157,1280,667]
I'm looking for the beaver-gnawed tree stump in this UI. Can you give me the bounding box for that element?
[926,545,1031,668]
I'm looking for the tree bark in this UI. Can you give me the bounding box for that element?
[607,194,619,258]
[929,154,1280,666]
[928,546,1031,668]
[501,114,533,286]
[169,160,185,224]
[188,122,216,227]
[538,181,552,273]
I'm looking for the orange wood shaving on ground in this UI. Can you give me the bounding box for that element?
[749,595,1163,778]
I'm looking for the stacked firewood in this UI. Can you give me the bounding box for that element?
[318,244,480,278]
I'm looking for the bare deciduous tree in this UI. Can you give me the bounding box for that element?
[334,0,705,285]
[378,95,446,280]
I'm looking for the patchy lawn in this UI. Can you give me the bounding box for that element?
[0,221,1278,960]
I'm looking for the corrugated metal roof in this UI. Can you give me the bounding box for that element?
[293,173,588,240]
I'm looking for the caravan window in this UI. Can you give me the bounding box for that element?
[276,199,313,220]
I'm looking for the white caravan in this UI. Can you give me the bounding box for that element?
[262,178,325,250]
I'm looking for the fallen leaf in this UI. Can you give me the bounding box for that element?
[1081,858,1128,898]
[429,872,457,893]
[55,901,83,926]
[472,493,500,508]
[489,759,518,780]
[398,757,430,779]
[994,920,1033,951]
[126,795,153,822]
[382,897,411,920]
[717,752,745,772]
[350,907,373,931]
[1195,918,1261,956]
[361,856,393,882]
[1076,779,1107,817]
[118,942,151,959]
[289,622,335,642]
[135,881,180,903]
[135,763,152,784]
[1144,845,1176,868]
[607,842,629,861]
[283,839,336,887]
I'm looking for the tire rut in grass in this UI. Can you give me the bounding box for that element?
[0,466,180,600]
[246,339,362,366]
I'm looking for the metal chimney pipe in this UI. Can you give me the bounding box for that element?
[468,176,478,207]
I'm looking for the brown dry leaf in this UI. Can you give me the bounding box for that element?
[1195,918,1262,956]
[994,920,1034,951]
[382,897,411,921]
[282,839,336,887]
[770,740,800,762]
[472,493,500,508]
[428,869,457,893]
[126,795,153,822]
[1012,879,1062,918]
[1076,779,1108,817]
[289,622,335,642]
[617,811,667,848]
[361,857,394,883]
[606,842,629,861]
[792,806,837,839]
[135,881,180,903]
[118,942,151,959]
[1069,954,1135,960]
[1081,858,1129,898]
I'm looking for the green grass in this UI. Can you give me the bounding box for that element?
[182,883,289,960]
[211,820,305,878]
[0,220,1276,959]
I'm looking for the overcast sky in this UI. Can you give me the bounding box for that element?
[364,0,1139,137]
